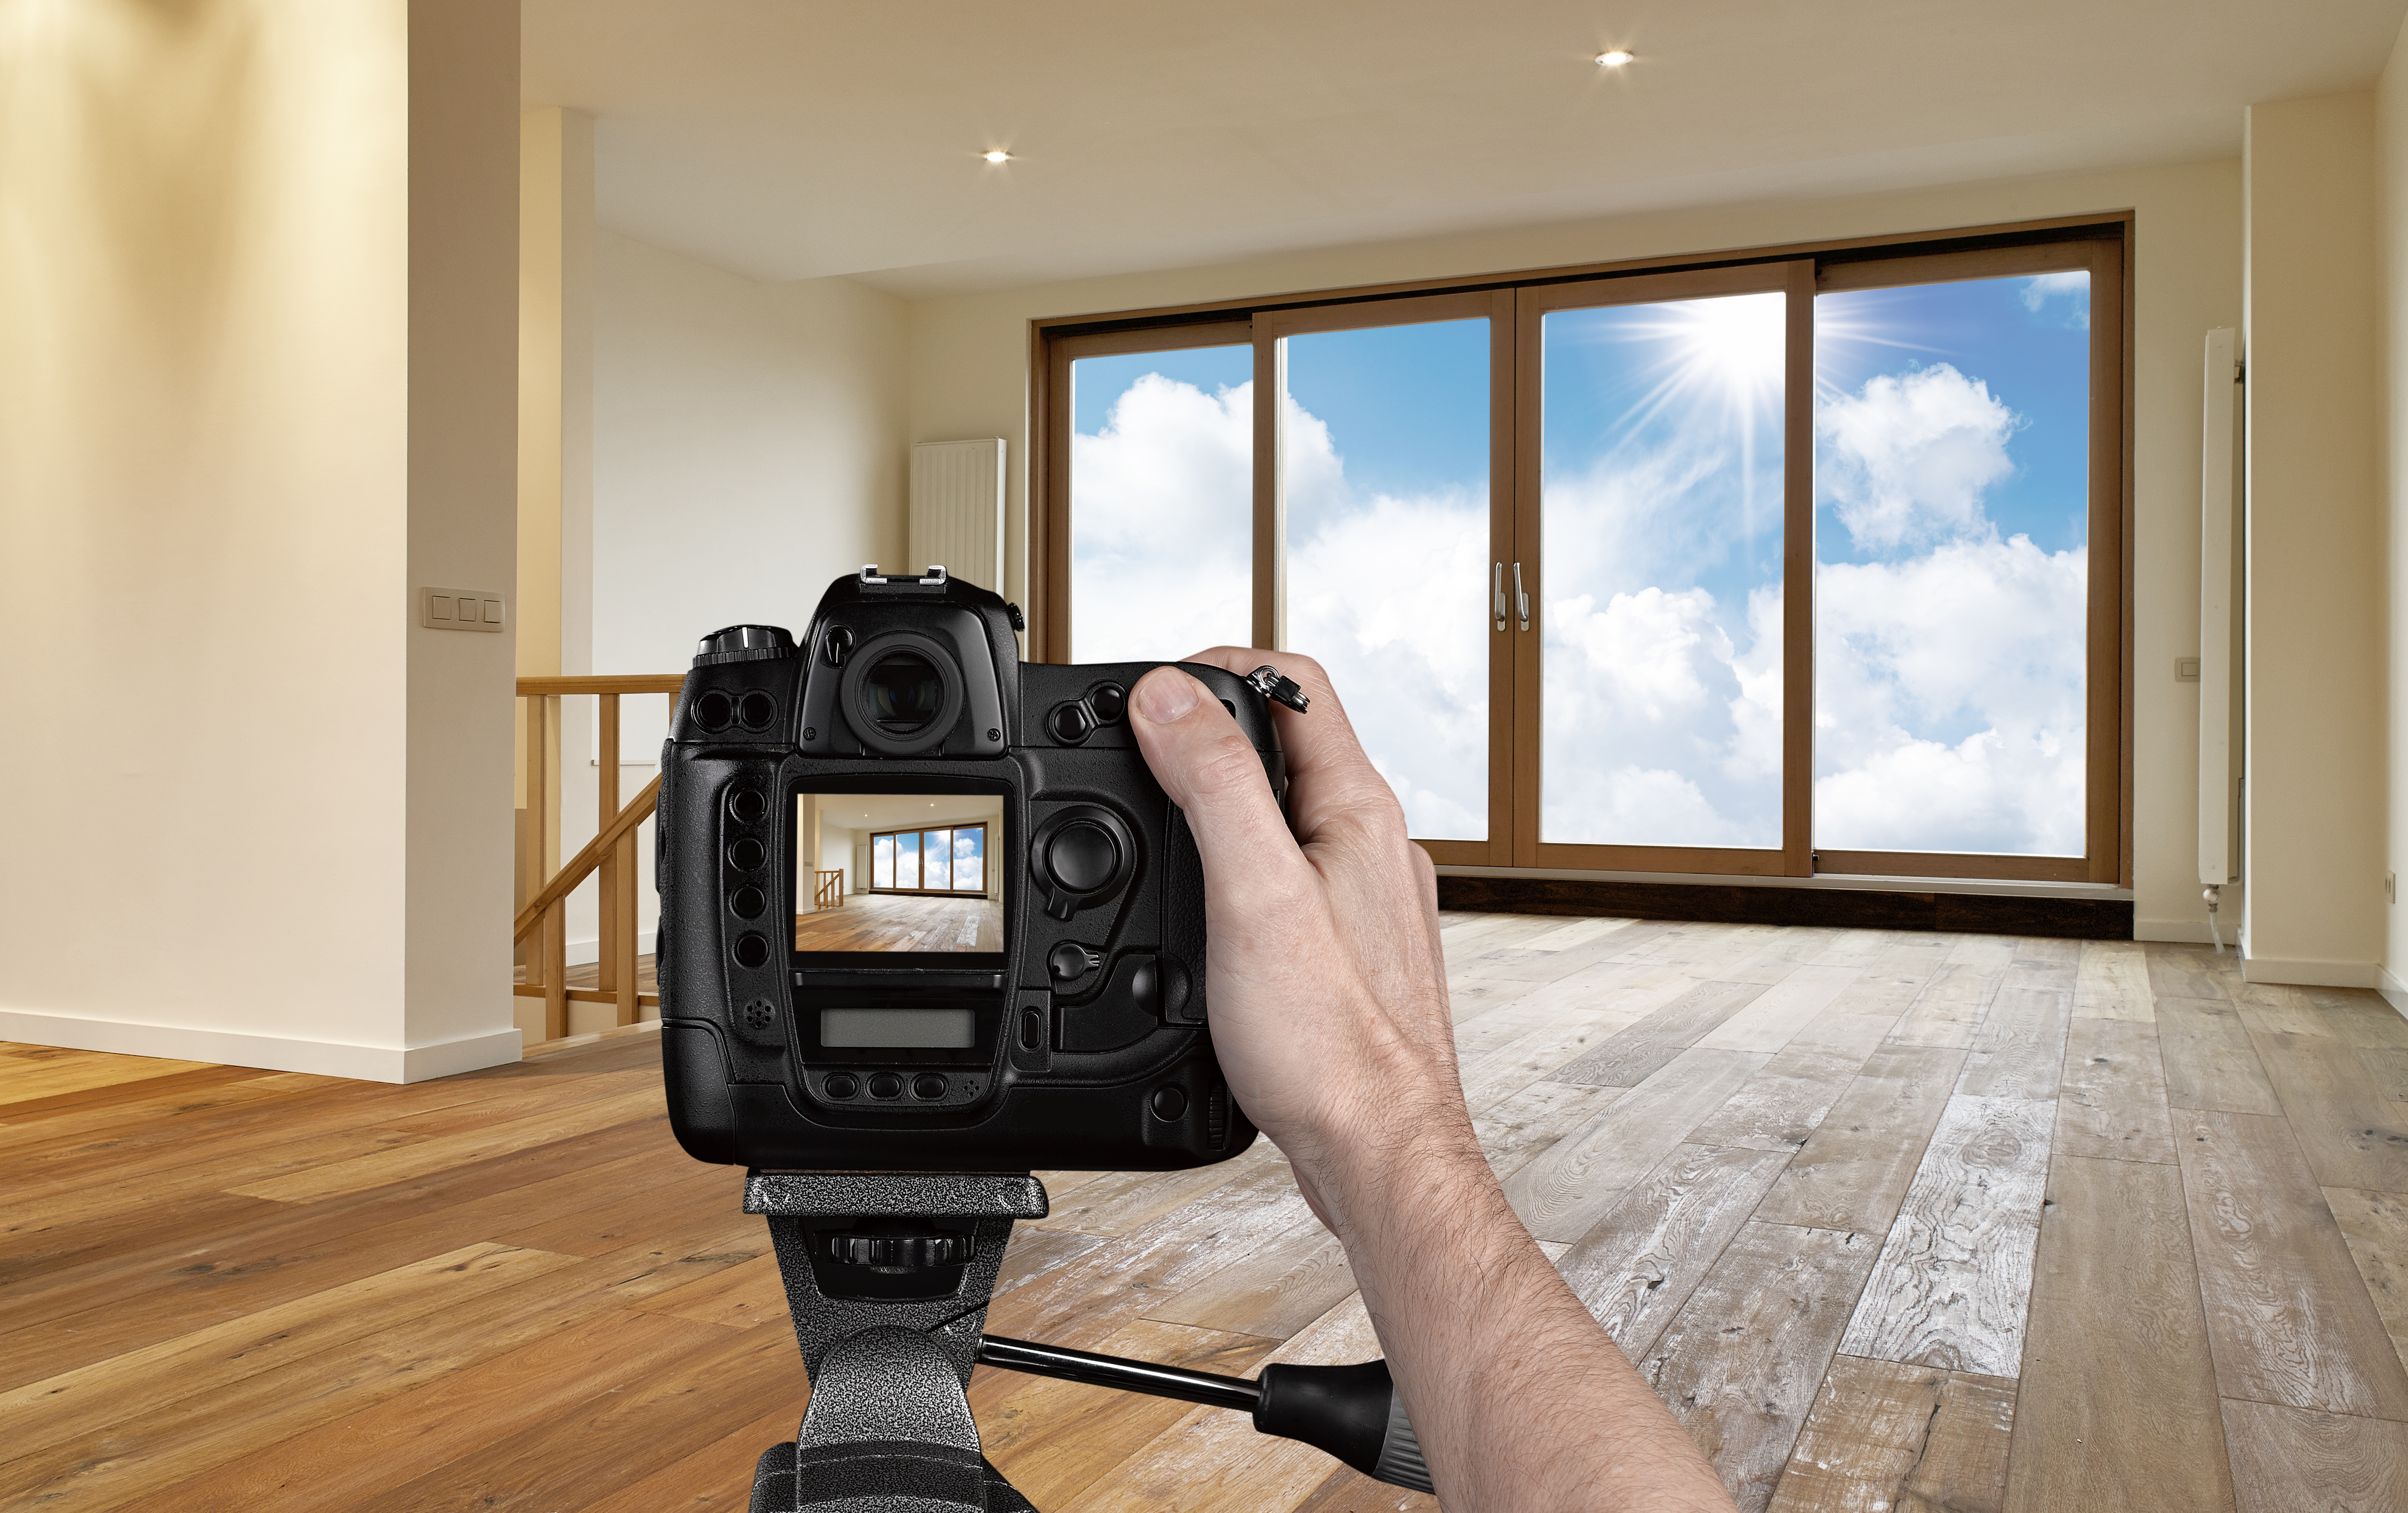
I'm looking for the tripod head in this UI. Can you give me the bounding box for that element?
[741,1170,1430,1511]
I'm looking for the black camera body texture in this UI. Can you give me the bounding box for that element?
[655,568,1271,1172]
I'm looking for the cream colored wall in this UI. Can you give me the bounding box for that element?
[906,160,2243,940]
[2382,23,2408,1004]
[0,0,522,1080]
[2243,95,2385,987]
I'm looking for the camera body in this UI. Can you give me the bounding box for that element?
[655,568,1271,1172]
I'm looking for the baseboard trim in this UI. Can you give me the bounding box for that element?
[2381,969,2408,1017]
[2239,956,2383,989]
[0,1007,522,1085]
[1435,874,2132,939]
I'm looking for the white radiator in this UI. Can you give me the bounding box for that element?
[909,439,1006,593]
[2199,329,2244,887]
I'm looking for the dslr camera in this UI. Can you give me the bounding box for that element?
[655,567,1298,1173]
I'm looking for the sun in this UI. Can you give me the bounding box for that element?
[1666,292,1785,401]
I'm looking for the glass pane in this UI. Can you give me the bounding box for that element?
[923,829,951,891]
[872,833,893,890]
[954,825,984,893]
[1071,345,1253,661]
[895,831,920,890]
[1282,319,1490,841]
[1539,291,1786,849]
[1813,273,2089,856]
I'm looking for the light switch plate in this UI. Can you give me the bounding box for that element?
[2175,657,2200,682]
[422,587,506,633]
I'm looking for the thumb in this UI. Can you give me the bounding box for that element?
[1127,666,1310,901]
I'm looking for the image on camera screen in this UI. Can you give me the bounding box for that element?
[792,793,1004,956]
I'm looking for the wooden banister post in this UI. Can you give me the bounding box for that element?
[523,694,551,994]
[613,829,640,1025]
[542,897,568,1040]
[598,694,620,1004]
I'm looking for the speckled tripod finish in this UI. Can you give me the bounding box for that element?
[742,1172,1050,1512]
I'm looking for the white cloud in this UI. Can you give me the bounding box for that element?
[1069,374,1253,663]
[1072,376,1494,839]
[1817,364,2017,549]
[1814,535,2087,855]
[2020,271,2091,329]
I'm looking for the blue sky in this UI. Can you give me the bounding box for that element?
[1817,276,2091,559]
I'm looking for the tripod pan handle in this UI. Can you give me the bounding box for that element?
[1253,1360,1432,1494]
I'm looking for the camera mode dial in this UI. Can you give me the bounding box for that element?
[1029,807,1136,922]
[693,624,796,665]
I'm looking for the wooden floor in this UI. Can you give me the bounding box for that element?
[794,891,1004,952]
[8,914,2408,1510]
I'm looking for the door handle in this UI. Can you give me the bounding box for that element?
[1513,562,1530,632]
[1493,563,1507,632]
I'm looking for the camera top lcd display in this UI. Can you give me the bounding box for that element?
[793,793,1004,954]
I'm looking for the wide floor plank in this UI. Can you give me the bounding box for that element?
[2174,1110,2408,1420]
[1764,1354,2014,1513]
[2003,1155,2232,1513]
[2220,1398,2408,1513]
[1641,1222,1883,1513]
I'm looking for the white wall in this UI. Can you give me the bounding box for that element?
[2243,95,2384,987]
[906,159,2243,941]
[0,0,522,1081]
[542,233,910,1028]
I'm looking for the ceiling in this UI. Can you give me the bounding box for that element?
[524,0,2406,298]
[810,794,1003,833]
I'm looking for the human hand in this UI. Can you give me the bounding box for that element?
[1124,651,1483,1235]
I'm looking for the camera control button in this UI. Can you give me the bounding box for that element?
[728,788,769,824]
[1047,942,1102,984]
[728,837,767,871]
[693,690,734,732]
[867,1071,904,1100]
[821,624,855,666]
[912,1072,948,1101]
[823,1072,859,1099]
[1046,823,1120,894]
[1150,1086,1189,1121]
[1047,701,1094,744]
[732,933,770,969]
[729,886,766,920]
[1088,684,1127,724]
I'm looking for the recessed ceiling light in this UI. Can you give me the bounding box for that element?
[1595,49,1634,67]
[982,149,1012,164]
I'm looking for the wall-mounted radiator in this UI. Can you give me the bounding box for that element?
[909,438,1007,593]
[2199,329,2244,888]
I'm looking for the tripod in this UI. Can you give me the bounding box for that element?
[741,1171,1432,1512]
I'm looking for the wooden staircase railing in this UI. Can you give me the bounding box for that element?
[815,869,845,910]
[517,674,687,1040]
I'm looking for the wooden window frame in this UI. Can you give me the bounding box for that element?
[866,822,992,898]
[1031,215,2135,888]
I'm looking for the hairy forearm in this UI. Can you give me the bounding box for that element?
[1314,1137,1736,1513]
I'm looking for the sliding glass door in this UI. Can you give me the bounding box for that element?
[1035,232,2125,884]
[1516,265,1812,875]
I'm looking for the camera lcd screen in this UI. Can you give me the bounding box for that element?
[820,1007,976,1049]
[792,793,1004,955]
